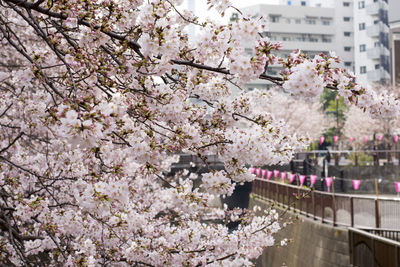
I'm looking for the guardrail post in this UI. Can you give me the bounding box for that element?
[371,236,376,267]
[321,194,324,223]
[312,191,316,220]
[333,194,336,226]
[350,197,354,227]
[286,185,289,208]
[349,229,354,266]
[375,199,380,228]
[261,180,264,198]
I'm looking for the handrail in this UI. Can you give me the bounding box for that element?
[301,149,400,153]
[349,227,400,267]
[252,178,400,230]
[257,178,400,200]
[349,228,400,246]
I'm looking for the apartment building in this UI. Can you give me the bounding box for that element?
[391,22,400,85]
[389,0,400,85]
[240,3,354,90]
[353,0,390,84]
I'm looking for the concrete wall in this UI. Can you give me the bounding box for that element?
[250,196,350,267]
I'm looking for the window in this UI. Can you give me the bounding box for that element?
[359,23,365,30]
[375,64,380,69]
[301,1,306,6]
[322,35,331,43]
[344,32,351,37]
[344,46,351,51]
[343,2,350,6]
[358,1,365,9]
[282,37,291,41]
[374,41,381,47]
[344,62,352,66]
[360,66,367,74]
[270,15,280,23]
[245,48,253,56]
[360,44,366,52]
[286,18,291,24]
[305,19,316,24]
[322,20,330,25]
[343,17,351,22]
[295,19,301,24]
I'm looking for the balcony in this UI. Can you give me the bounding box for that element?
[367,22,387,38]
[366,2,382,16]
[366,46,390,59]
[367,68,390,82]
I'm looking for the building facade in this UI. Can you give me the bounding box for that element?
[389,0,400,85]
[240,3,354,90]
[353,0,390,84]
[390,21,400,85]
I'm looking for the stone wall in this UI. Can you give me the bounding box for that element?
[250,196,351,267]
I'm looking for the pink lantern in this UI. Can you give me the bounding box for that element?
[320,136,325,145]
[266,171,273,180]
[349,137,355,144]
[310,175,317,187]
[281,172,287,182]
[250,167,256,175]
[333,136,339,144]
[394,136,399,144]
[325,177,333,192]
[378,135,383,142]
[256,168,261,177]
[261,169,267,179]
[395,182,400,193]
[289,174,296,184]
[299,175,306,187]
[363,136,368,144]
[352,180,361,191]
[274,170,280,178]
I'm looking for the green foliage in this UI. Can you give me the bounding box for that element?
[348,152,374,166]
[320,89,348,142]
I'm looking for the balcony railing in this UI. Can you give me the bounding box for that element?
[367,68,390,82]
[366,46,389,60]
[366,1,385,16]
[367,22,388,38]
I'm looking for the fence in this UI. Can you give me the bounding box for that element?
[252,178,400,229]
[349,228,400,267]
[297,150,400,167]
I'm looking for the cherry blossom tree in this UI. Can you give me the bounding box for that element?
[259,89,330,141]
[0,0,399,266]
[344,86,400,149]
[343,106,381,149]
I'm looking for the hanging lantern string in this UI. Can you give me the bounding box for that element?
[249,167,400,188]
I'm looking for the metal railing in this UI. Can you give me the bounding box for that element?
[252,178,400,229]
[297,150,400,167]
[363,228,400,242]
[349,228,400,267]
